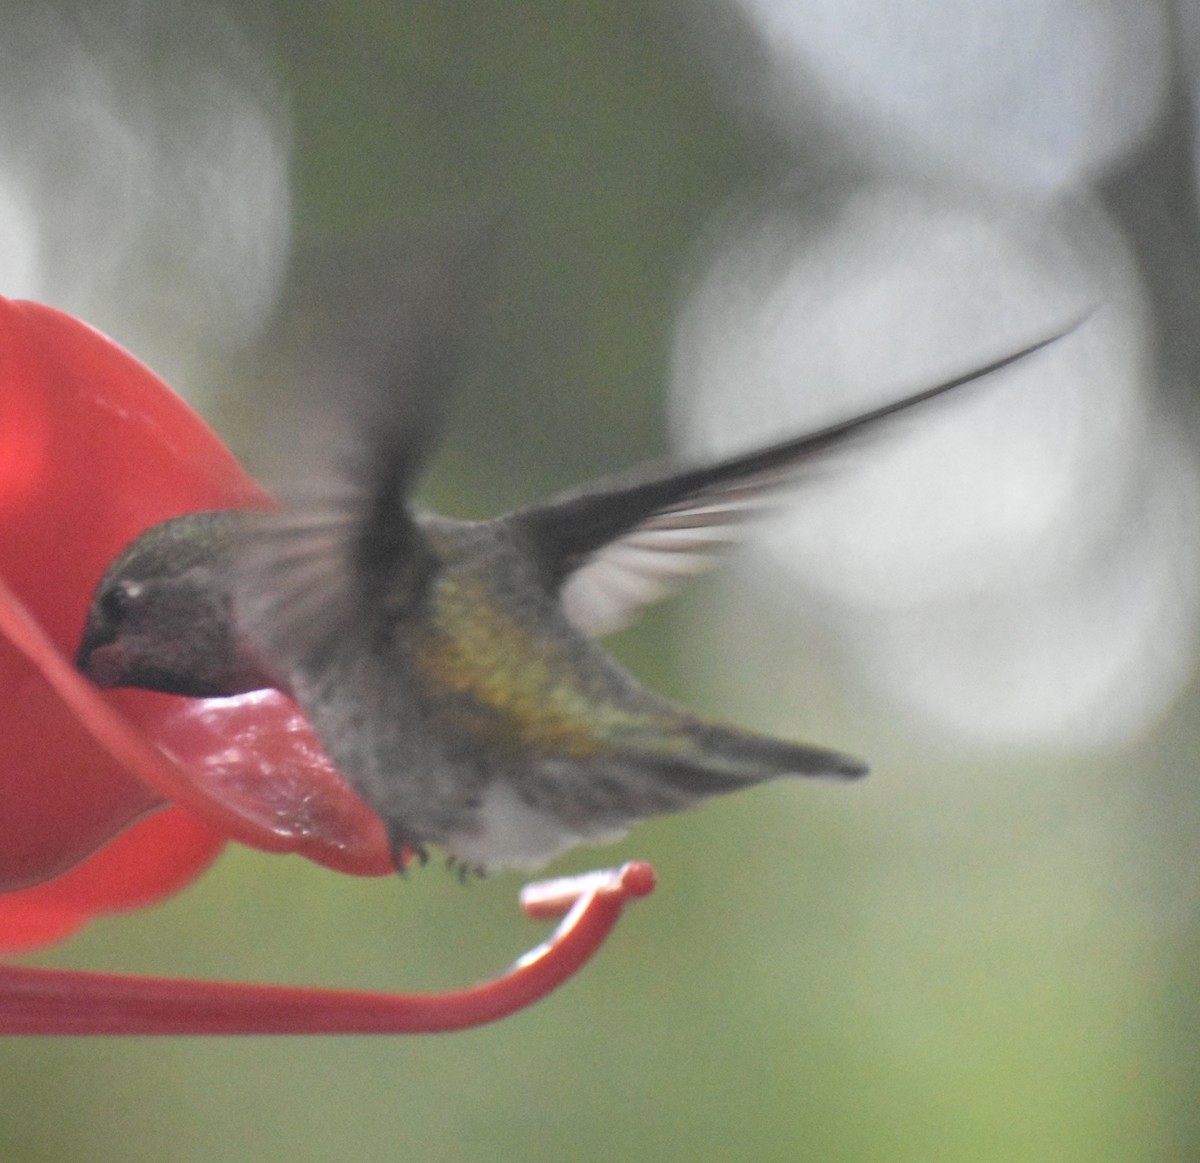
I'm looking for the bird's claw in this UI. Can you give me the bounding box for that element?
[445,854,487,884]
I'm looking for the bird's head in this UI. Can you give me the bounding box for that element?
[76,510,273,698]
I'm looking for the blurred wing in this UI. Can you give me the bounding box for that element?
[273,215,499,504]
[232,506,358,677]
[510,331,1069,636]
[555,470,783,637]
[235,220,496,672]
[548,463,797,637]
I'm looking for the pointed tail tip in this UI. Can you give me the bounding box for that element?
[823,752,869,780]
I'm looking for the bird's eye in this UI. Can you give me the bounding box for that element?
[100,579,144,624]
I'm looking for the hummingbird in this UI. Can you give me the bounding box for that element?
[75,230,1067,873]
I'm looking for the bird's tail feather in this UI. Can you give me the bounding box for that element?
[641,720,868,797]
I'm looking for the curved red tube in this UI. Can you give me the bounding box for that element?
[0,862,656,1034]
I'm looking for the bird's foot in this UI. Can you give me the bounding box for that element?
[445,854,488,884]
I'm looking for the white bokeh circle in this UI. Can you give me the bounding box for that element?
[671,186,1200,748]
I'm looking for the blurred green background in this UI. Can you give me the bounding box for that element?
[4,2,1198,1160]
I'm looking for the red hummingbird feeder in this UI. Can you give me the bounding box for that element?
[0,296,653,1034]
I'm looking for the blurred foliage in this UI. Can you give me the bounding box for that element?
[4,2,1198,1161]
